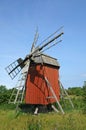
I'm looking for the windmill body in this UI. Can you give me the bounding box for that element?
[5,28,74,114]
[25,54,60,105]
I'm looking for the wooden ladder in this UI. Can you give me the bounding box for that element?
[9,61,30,104]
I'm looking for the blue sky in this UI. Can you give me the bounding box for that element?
[0,0,86,89]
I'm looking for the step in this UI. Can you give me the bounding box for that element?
[46,96,55,99]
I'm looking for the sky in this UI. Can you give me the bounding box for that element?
[0,0,86,89]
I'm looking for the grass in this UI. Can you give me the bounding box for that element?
[0,105,86,130]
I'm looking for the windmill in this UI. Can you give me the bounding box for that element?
[5,27,74,114]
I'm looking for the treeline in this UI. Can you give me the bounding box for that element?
[67,87,83,96]
[0,84,86,113]
[0,85,84,104]
[0,85,86,103]
[66,85,86,113]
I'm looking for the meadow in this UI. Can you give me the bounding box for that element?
[0,86,86,130]
[0,104,86,130]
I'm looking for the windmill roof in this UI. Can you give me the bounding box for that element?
[32,54,60,67]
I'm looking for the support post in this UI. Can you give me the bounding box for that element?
[34,107,39,115]
[59,80,74,108]
[45,77,65,114]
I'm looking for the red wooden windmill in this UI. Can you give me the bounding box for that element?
[6,27,74,114]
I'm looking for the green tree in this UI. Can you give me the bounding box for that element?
[82,81,86,114]
[0,85,7,93]
[0,85,12,104]
[67,87,83,96]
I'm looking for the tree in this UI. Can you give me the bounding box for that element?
[0,85,12,104]
[67,87,83,96]
[0,85,7,93]
[82,81,86,114]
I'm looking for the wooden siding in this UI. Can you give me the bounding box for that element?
[25,64,60,105]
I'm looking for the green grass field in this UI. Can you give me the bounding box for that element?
[0,104,86,130]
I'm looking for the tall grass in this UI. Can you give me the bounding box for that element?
[0,108,86,130]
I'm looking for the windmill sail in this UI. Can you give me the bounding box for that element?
[24,32,64,59]
[5,31,63,80]
[31,28,39,52]
[5,58,25,79]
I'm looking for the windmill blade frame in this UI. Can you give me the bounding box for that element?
[5,58,25,79]
[5,30,63,80]
[38,26,64,47]
[31,27,39,52]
